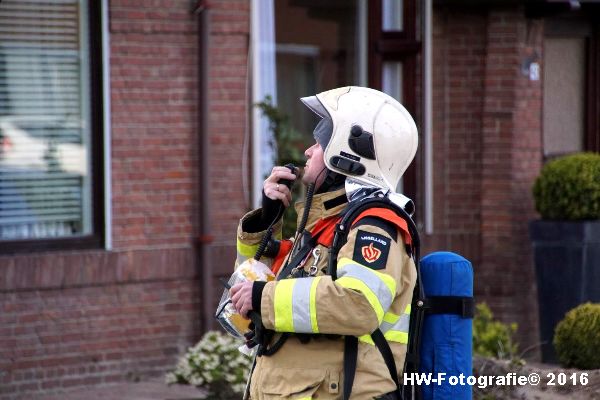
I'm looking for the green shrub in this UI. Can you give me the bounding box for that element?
[533,153,600,220]
[473,303,519,360]
[553,302,600,370]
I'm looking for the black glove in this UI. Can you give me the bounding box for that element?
[260,190,283,227]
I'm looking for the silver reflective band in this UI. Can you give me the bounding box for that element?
[381,312,410,335]
[291,277,317,333]
[338,263,394,311]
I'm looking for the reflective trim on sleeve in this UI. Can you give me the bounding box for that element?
[381,304,411,344]
[336,276,385,323]
[385,331,409,343]
[274,279,295,332]
[273,277,322,333]
[291,277,321,333]
[336,257,396,323]
[309,277,321,333]
[358,304,411,345]
[358,334,375,345]
[236,240,259,264]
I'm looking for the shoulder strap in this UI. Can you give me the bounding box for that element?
[343,336,358,400]
[352,208,412,246]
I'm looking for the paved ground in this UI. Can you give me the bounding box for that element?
[39,378,207,400]
[31,361,600,400]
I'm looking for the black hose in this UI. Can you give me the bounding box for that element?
[297,183,315,234]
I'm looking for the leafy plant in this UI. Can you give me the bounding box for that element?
[473,303,519,361]
[166,330,253,399]
[255,96,311,237]
[533,152,600,220]
[553,302,600,370]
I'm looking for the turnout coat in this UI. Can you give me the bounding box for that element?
[235,188,416,399]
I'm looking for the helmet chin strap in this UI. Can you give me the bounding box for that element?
[316,168,346,194]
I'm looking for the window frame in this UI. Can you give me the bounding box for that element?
[368,0,420,201]
[0,0,105,253]
[585,20,600,152]
[528,3,600,156]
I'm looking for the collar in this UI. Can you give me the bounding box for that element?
[294,188,348,232]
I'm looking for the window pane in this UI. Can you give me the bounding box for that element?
[382,0,403,32]
[543,37,585,157]
[382,61,403,103]
[274,0,358,136]
[382,61,403,192]
[0,0,92,240]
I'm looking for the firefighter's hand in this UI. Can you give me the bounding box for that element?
[230,281,254,319]
[263,166,296,207]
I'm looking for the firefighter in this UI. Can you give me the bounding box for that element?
[230,87,418,399]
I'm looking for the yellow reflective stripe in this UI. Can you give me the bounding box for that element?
[404,304,411,314]
[237,240,259,258]
[309,277,321,333]
[338,257,396,300]
[358,331,408,345]
[274,279,296,332]
[383,311,399,324]
[358,334,374,345]
[385,330,409,344]
[336,276,385,323]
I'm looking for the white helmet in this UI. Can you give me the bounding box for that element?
[301,86,418,192]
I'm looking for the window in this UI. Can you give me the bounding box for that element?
[0,0,103,250]
[543,15,600,158]
[368,0,419,199]
[253,0,419,201]
[274,0,363,136]
[251,0,365,207]
[543,36,586,157]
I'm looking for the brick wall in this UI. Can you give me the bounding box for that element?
[202,0,251,330]
[425,8,486,269]
[205,0,251,243]
[110,1,199,249]
[480,8,541,351]
[428,5,542,353]
[0,0,220,398]
[0,250,199,398]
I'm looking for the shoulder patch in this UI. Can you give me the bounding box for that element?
[353,229,390,270]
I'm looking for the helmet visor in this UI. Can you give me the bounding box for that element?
[300,95,330,119]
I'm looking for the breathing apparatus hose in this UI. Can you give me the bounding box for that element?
[253,166,328,358]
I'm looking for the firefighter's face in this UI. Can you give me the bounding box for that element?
[302,141,327,189]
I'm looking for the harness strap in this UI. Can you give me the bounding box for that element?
[372,329,402,399]
[343,329,402,400]
[276,232,316,281]
[425,296,475,318]
[343,336,358,400]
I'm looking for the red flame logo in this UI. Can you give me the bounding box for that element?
[361,243,381,263]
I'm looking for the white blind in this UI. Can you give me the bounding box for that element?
[0,0,92,240]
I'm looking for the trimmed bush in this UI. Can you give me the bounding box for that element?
[553,302,600,370]
[533,153,600,220]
